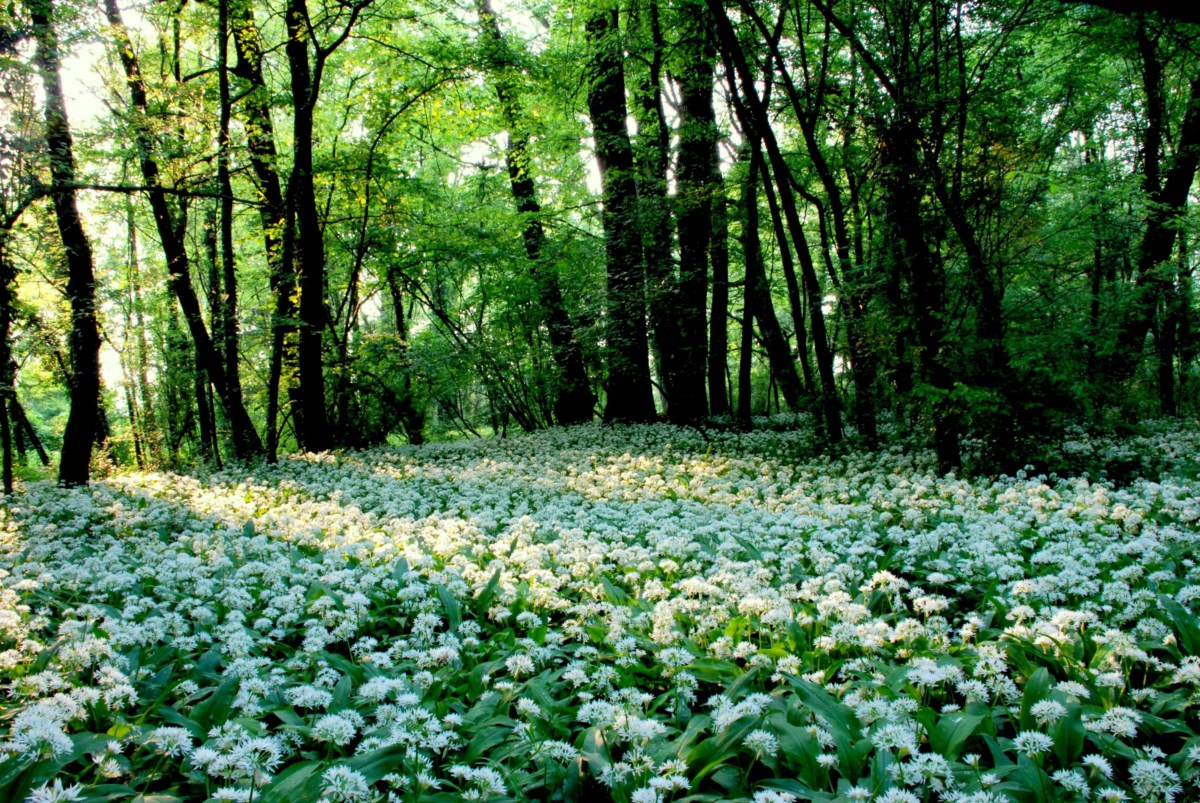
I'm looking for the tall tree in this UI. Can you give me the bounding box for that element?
[228,0,294,461]
[585,1,656,423]
[215,0,244,442]
[103,0,263,459]
[710,0,843,444]
[283,0,373,452]
[476,0,596,425]
[1103,19,1200,399]
[28,0,102,486]
[669,0,717,422]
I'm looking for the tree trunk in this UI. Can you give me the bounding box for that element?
[743,147,804,413]
[0,237,13,493]
[286,0,331,452]
[216,0,245,432]
[586,3,656,423]
[385,269,425,444]
[29,0,102,487]
[709,0,842,443]
[476,0,595,425]
[742,0,878,442]
[672,0,718,422]
[886,116,961,472]
[709,184,731,418]
[1105,31,1200,389]
[230,0,294,461]
[104,0,263,460]
[11,398,51,467]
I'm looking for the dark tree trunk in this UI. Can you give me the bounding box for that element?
[741,0,878,442]
[743,147,805,413]
[709,0,842,443]
[630,0,706,423]
[586,4,656,422]
[104,0,264,460]
[216,0,244,429]
[11,398,50,467]
[385,269,425,444]
[29,0,102,487]
[286,0,330,452]
[195,344,216,463]
[709,185,731,418]
[886,116,961,472]
[672,0,718,422]
[477,0,595,425]
[754,143,815,397]
[1105,33,1200,389]
[0,238,13,493]
[230,0,294,462]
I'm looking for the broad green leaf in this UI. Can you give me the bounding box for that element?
[1052,704,1084,767]
[257,760,324,803]
[437,584,462,631]
[1018,667,1053,731]
[932,711,985,760]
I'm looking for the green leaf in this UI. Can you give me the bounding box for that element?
[788,679,862,745]
[191,676,241,731]
[688,716,758,784]
[475,564,502,612]
[580,726,611,776]
[732,535,763,562]
[1018,667,1053,731]
[1052,704,1084,767]
[931,711,985,760]
[257,760,324,803]
[1161,595,1200,656]
[346,745,408,784]
[437,585,462,631]
[600,576,629,605]
[1013,755,1056,803]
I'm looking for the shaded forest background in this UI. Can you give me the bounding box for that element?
[1,0,1198,490]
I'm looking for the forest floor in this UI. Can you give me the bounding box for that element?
[2,419,1200,802]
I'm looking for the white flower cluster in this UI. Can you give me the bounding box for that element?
[0,422,1198,800]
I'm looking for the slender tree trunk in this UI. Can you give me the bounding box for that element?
[1105,34,1200,388]
[477,0,595,425]
[0,236,13,493]
[673,0,718,422]
[216,0,244,427]
[385,269,425,444]
[754,143,814,397]
[126,195,159,462]
[0,388,10,493]
[11,398,50,467]
[739,0,877,442]
[29,0,102,487]
[586,3,656,422]
[737,287,754,430]
[709,0,842,443]
[1177,231,1196,400]
[286,0,330,452]
[230,0,293,461]
[743,147,804,412]
[195,345,216,463]
[123,365,143,469]
[104,0,263,460]
[709,184,731,418]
